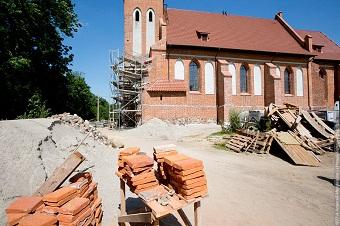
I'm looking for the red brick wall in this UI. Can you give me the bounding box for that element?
[124,0,164,56]
[311,62,335,110]
[142,46,320,123]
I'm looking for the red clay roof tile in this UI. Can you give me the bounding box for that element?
[147,80,187,92]
[297,29,340,61]
[6,196,43,214]
[167,9,312,56]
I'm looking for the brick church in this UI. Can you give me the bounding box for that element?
[122,0,340,124]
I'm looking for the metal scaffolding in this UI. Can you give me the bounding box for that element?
[109,49,150,128]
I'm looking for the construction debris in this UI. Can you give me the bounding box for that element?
[51,113,121,147]
[6,172,103,226]
[223,103,335,167]
[226,130,273,154]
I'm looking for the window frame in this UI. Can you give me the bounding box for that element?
[284,68,293,95]
[240,64,248,93]
[189,60,200,92]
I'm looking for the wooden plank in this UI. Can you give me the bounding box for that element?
[34,151,85,196]
[194,201,201,226]
[273,135,320,167]
[301,110,332,139]
[311,112,335,135]
[118,213,152,223]
[177,209,192,226]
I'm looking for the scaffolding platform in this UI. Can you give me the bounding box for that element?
[109,49,150,128]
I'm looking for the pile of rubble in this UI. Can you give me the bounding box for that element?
[6,172,103,226]
[224,103,336,167]
[116,145,208,201]
[50,113,116,147]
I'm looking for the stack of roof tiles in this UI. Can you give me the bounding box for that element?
[163,154,208,200]
[6,172,103,226]
[153,144,178,183]
[116,147,158,194]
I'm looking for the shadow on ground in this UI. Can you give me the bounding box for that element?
[117,197,182,226]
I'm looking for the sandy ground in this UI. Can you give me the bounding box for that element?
[0,118,338,226]
[101,119,337,226]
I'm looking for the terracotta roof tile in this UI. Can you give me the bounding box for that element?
[147,80,187,92]
[297,29,340,61]
[6,196,43,214]
[167,9,312,55]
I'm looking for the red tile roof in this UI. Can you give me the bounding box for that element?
[297,30,340,61]
[147,80,187,92]
[166,9,313,55]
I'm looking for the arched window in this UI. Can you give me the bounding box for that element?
[296,68,303,96]
[189,61,199,91]
[319,68,326,79]
[148,11,153,22]
[205,62,214,94]
[133,9,142,56]
[254,65,262,95]
[284,68,292,94]
[146,9,155,54]
[174,59,184,80]
[135,10,140,22]
[240,65,248,93]
[229,64,236,95]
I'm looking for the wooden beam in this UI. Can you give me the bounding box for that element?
[34,151,85,196]
[177,209,192,226]
[118,213,152,223]
[194,201,201,226]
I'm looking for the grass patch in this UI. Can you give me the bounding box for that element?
[213,143,226,150]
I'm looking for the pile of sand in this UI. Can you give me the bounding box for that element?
[0,119,119,225]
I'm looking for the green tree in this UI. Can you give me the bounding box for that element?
[0,0,80,119]
[18,93,51,119]
[65,71,96,120]
[97,97,110,120]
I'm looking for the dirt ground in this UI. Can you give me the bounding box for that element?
[0,118,337,226]
[101,119,337,226]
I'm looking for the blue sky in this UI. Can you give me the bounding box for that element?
[65,0,340,101]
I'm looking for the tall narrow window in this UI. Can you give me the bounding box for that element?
[284,68,292,94]
[135,10,140,22]
[205,62,214,94]
[229,64,236,95]
[296,68,303,96]
[149,11,153,22]
[276,66,281,78]
[240,65,248,93]
[254,65,261,95]
[133,9,142,56]
[146,9,155,54]
[190,61,199,91]
[174,59,184,80]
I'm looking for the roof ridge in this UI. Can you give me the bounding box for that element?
[167,8,275,22]
[318,31,340,49]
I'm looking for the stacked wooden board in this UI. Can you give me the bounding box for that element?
[116,147,158,194]
[6,172,103,226]
[163,154,208,200]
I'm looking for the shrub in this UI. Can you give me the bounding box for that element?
[18,93,51,119]
[228,109,241,132]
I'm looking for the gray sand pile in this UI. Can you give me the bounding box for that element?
[0,119,120,225]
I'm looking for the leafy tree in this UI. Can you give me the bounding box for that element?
[0,0,80,119]
[65,71,96,120]
[97,97,110,120]
[18,93,51,119]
